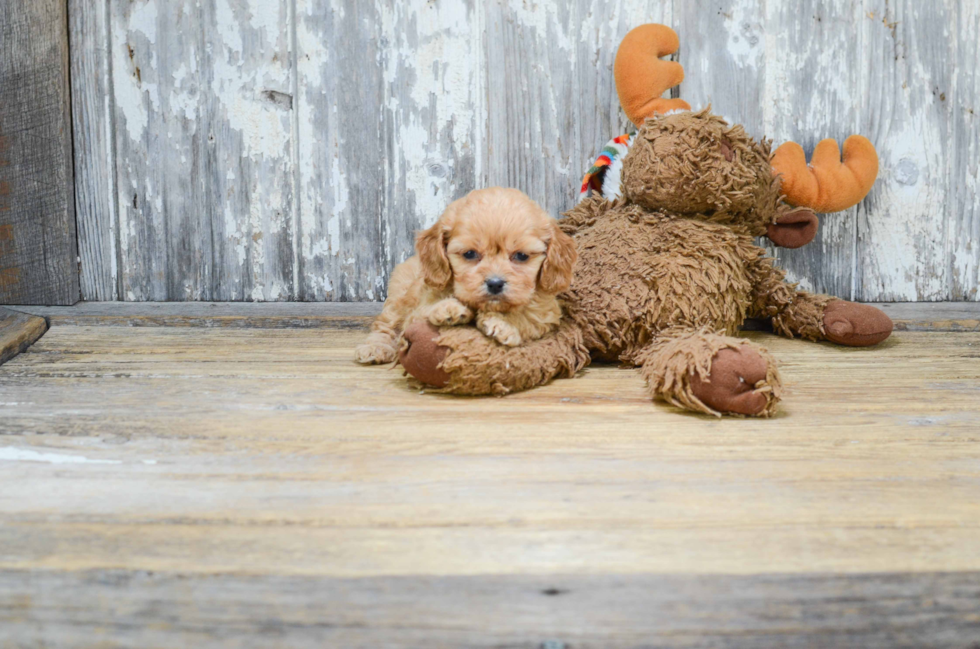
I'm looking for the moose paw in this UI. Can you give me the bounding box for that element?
[690,346,774,416]
[823,301,893,347]
[399,321,451,388]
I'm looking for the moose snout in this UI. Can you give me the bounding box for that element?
[485,276,506,295]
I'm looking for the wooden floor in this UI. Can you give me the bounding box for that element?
[1,312,980,646]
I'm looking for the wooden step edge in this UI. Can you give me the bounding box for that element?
[4,302,979,332]
[0,307,48,366]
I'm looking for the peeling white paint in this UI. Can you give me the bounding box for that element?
[77,0,980,303]
[0,448,122,465]
[128,0,158,44]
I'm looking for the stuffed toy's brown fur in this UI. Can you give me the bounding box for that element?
[395,25,892,417]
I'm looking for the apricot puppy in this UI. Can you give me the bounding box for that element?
[354,187,577,365]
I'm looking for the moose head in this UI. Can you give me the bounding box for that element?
[611,23,879,248]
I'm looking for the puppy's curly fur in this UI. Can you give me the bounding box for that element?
[354,187,577,365]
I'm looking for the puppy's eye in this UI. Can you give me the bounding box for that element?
[462,250,479,261]
[511,252,529,263]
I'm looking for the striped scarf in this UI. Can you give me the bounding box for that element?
[578,133,633,202]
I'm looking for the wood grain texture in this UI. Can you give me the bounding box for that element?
[0,0,79,305]
[0,324,979,644]
[70,0,980,302]
[7,301,979,330]
[0,307,47,365]
[855,0,952,302]
[760,0,861,299]
[293,0,385,301]
[70,0,119,301]
[948,0,980,300]
[295,0,483,301]
[8,301,382,328]
[2,570,979,647]
[109,0,295,301]
[484,0,671,218]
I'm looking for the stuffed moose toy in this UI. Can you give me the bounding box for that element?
[396,24,893,416]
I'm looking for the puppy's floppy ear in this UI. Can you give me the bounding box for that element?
[416,219,453,289]
[539,221,577,294]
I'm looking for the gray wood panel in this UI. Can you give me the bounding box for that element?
[295,0,483,301]
[109,0,210,300]
[69,0,980,302]
[948,0,980,300]
[70,0,119,301]
[380,1,484,297]
[855,0,953,301]
[8,301,980,332]
[484,0,671,218]
[759,0,862,300]
[0,0,79,305]
[2,569,979,647]
[675,0,765,135]
[109,0,295,300]
[203,0,296,301]
[294,0,386,301]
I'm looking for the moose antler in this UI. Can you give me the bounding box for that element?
[771,136,879,213]
[614,24,691,127]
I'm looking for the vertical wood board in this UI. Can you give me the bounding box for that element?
[109,0,294,300]
[760,0,862,299]
[947,0,980,301]
[0,0,80,305]
[854,0,953,301]
[70,0,119,301]
[68,0,980,302]
[295,0,484,301]
[484,0,673,219]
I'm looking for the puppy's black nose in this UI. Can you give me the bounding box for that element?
[485,277,506,295]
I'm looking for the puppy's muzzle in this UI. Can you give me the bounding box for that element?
[485,276,506,295]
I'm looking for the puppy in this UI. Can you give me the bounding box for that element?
[354,187,577,365]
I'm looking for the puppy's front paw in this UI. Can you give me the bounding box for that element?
[478,315,522,347]
[428,299,474,327]
[354,342,397,365]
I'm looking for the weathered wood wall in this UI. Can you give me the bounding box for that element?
[1,0,79,305]
[70,0,980,302]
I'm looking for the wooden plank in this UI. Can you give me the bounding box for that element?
[110,0,208,299]
[1,569,978,647]
[855,0,953,301]
[110,0,295,300]
[676,1,863,299]
[295,0,483,301]
[7,301,380,328]
[484,0,672,219]
[379,1,485,297]
[948,0,980,300]
[760,0,862,299]
[293,0,386,300]
[203,0,296,301]
[880,301,980,332]
[0,307,46,365]
[0,325,979,643]
[65,0,980,304]
[6,301,980,331]
[0,327,978,572]
[69,0,119,301]
[675,0,765,134]
[0,0,79,305]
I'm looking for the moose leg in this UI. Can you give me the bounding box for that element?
[638,328,782,417]
[748,258,893,347]
[398,320,590,396]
